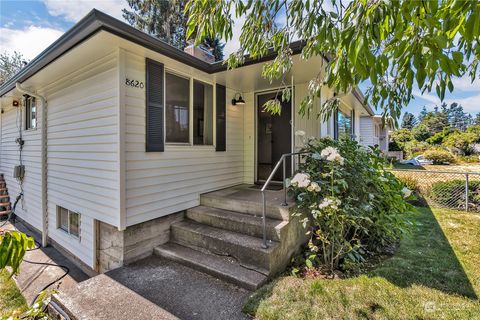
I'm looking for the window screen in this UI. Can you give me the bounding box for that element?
[69,212,80,237]
[59,207,69,232]
[57,206,80,238]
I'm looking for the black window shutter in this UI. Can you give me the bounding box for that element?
[146,58,165,152]
[216,84,226,152]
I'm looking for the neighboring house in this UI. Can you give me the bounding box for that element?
[0,10,373,286]
[359,115,391,152]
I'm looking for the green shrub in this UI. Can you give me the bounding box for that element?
[426,128,456,145]
[412,123,432,141]
[404,140,429,159]
[457,155,480,163]
[289,138,414,273]
[443,131,477,155]
[423,149,456,164]
[431,180,480,209]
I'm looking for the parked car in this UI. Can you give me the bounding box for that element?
[400,155,433,166]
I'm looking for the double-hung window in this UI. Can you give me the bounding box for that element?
[146,59,224,151]
[25,96,36,130]
[164,72,214,145]
[57,206,80,238]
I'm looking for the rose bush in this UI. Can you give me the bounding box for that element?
[289,138,414,273]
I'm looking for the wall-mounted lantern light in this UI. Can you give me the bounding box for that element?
[232,93,245,105]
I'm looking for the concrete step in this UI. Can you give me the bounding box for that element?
[171,220,278,274]
[186,206,284,241]
[200,192,293,220]
[154,243,268,290]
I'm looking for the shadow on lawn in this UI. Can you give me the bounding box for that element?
[370,205,477,299]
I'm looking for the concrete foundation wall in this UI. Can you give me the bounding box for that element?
[98,212,184,273]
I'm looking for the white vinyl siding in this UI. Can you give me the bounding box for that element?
[41,51,119,267]
[124,51,245,226]
[0,100,43,230]
[360,117,378,147]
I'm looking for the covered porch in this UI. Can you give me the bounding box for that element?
[215,54,373,185]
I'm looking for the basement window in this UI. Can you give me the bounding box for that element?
[25,96,36,130]
[57,206,80,238]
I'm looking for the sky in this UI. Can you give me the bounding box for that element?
[1,0,479,118]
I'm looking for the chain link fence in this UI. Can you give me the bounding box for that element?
[390,169,480,212]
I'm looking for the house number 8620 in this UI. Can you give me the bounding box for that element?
[125,78,144,89]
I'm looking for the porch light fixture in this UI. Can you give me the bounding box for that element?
[232,93,245,105]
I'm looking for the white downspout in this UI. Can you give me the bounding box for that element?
[15,82,48,247]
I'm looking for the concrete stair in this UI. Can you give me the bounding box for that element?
[0,174,11,217]
[154,243,268,290]
[200,191,291,220]
[170,220,277,273]
[154,185,307,290]
[186,205,283,241]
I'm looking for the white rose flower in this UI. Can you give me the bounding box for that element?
[402,187,412,198]
[291,173,311,188]
[308,181,321,193]
[319,197,341,210]
[320,146,337,159]
[320,146,344,165]
[318,198,333,209]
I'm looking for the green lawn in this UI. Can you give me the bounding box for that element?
[244,207,480,319]
[0,269,27,317]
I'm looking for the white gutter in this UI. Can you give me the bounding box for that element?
[15,82,48,247]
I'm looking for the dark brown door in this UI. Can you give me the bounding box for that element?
[257,92,292,182]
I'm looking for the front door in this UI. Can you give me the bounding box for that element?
[256,92,292,182]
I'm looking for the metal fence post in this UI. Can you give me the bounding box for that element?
[465,173,469,212]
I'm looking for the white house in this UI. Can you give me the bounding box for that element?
[359,115,391,152]
[0,10,373,287]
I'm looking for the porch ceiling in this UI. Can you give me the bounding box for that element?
[214,55,325,93]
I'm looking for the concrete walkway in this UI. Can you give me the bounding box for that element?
[55,257,251,320]
[106,257,251,320]
[4,221,89,305]
[54,273,179,320]
[6,220,252,319]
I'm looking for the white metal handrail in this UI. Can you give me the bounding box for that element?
[260,151,310,248]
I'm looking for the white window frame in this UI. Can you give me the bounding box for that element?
[25,96,37,131]
[57,206,81,239]
[164,67,216,147]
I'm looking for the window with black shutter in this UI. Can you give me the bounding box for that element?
[146,58,165,152]
[216,84,226,151]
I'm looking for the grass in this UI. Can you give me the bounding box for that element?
[392,163,426,170]
[244,207,480,319]
[0,269,27,317]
